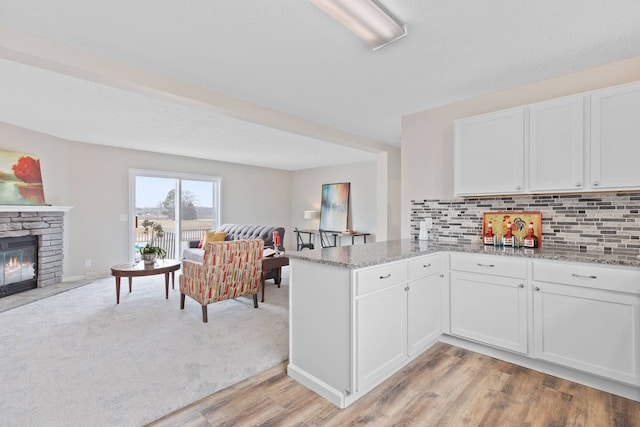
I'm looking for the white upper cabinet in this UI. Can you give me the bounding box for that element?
[590,81,640,191]
[454,107,525,196]
[454,80,640,196]
[529,95,585,192]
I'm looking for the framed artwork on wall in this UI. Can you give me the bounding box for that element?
[319,182,350,232]
[0,149,45,205]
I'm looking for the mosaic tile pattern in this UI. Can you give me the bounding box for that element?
[411,193,640,256]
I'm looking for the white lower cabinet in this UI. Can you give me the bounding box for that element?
[450,254,528,354]
[355,254,444,391]
[533,261,640,386]
[288,253,640,409]
[450,272,527,354]
[408,272,443,356]
[355,283,407,391]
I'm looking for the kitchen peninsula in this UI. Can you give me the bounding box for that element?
[286,240,640,408]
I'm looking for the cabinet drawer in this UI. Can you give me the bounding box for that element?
[533,261,640,294]
[408,254,442,280]
[355,262,407,296]
[450,253,527,279]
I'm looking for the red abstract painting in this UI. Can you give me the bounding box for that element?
[0,150,45,205]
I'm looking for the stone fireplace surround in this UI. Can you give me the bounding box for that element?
[0,206,71,288]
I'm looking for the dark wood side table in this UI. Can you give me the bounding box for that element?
[261,255,289,302]
[110,259,181,304]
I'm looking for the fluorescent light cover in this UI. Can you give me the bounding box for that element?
[311,0,407,50]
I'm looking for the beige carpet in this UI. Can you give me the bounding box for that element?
[0,269,289,427]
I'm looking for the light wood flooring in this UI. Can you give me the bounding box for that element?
[148,343,640,427]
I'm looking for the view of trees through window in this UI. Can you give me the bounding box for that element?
[133,174,219,259]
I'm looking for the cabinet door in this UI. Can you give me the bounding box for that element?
[591,81,640,190]
[454,107,525,196]
[355,284,407,392]
[533,282,640,386]
[529,95,584,192]
[450,272,527,353]
[407,273,443,356]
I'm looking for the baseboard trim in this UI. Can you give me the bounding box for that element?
[62,275,85,283]
[63,271,111,283]
[287,363,347,408]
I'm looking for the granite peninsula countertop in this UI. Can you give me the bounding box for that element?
[285,239,640,269]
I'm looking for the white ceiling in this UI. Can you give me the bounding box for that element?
[0,0,639,170]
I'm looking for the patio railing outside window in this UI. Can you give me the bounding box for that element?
[135,225,213,260]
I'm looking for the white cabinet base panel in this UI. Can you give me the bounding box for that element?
[289,332,441,409]
[287,364,348,409]
[290,334,640,407]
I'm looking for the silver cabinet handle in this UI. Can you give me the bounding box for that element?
[477,263,495,267]
[571,273,597,279]
[576,182,582,187]
[423,263,432,268]
[518,284,524,288]
[379,274,391,279]
[535,286,541,291]
[516,185,522,190]
[404,286,409,291]
[593,181,600,186]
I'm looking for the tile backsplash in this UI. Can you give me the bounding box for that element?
[411,193,640,256]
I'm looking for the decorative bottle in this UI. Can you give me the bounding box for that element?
[503,221,514,247]
[483,221,495,245]
[523,221,539,248]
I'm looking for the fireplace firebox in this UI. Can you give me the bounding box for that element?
[0,235,38,297]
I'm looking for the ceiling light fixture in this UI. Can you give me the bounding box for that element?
[310,0,407,50]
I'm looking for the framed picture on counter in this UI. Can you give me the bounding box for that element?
[482,211,542,246]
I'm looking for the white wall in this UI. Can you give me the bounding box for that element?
[401,55,640,238]
[291,161,378,244]
[379,149,401,241]
[0,123,292,278]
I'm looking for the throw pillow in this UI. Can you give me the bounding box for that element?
[197,230,206,248]
[202,230,227,246]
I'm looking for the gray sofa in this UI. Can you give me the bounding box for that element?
[182,223,286,282]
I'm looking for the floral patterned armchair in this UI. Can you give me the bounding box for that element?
[179,239,263,322]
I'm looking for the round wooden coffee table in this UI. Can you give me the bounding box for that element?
[110,259,181,304]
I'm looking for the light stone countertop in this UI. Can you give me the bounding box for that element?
[285,239,640,269]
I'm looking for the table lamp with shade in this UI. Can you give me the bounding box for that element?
[304,210,318,230]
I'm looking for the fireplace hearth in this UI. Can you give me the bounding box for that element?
[0,235,37,297]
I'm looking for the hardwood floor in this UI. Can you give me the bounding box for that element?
[148,343,640,427]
